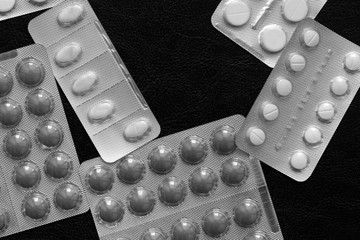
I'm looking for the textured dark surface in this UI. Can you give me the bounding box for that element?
[0,0,359,239]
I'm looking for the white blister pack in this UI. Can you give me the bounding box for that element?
[0,44,89,237]
[28,0,161,163]
[79,115,283,240]
[211,0,327,67]
[236,18,360,181]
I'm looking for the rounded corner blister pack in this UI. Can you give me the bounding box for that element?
[236,18,360,182]
[79,115,283,240]
[0,44,89,238]
[211,0,328,67]
[27,0,161,164]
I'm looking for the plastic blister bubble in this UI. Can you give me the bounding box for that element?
[117,155,146,184]
[12,161,41,190]
[170,218,200,240]
[85,165,114,195]
[53,182,82,212]
[201,208,231,238]
[95,196,125,228]
[44,151,73,181]
[21,192,51,222]
[127,186,156,217]
[0,98,22,128]
[3,129,32,160]
[15,57,45,88]
[158,176,187,206]
[148,145,177,174]
[34,120,64,150]
[179,136,208,165]
[25,89,55,119]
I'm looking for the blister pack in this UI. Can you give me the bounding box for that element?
[79,115,283,240]
[28,0,161,163]
[0,0,65,22]
[211,0,327,67]
[0,44,88,236]
[236,18,360,181]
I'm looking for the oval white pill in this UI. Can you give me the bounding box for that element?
[260,102,279,121]
[87,100,115,124]
[330,76,349,97]
[57,4,85,27]
[55,42,82,68]
[290,151,309,171]
[259,25,287,53]
[317,101,336,122]
[281,0,309,22]
[344,52,360,72]
[123,119,151,143]
[273,78,292,97]
[286,53,306,72]
[0,0,16,13]
[246,127,265,146]
[72,71,98,96]
[303,126,322,146]
[223,0,251,27]
[301,28,320,48]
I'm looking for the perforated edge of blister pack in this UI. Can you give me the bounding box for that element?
[236,18,360,181]
[211,0,327,67]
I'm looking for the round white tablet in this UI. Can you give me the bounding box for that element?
[223,0,251,27]
[286,53,306,72]
[316,101,336,122]
[259,25,287,53]
[344,52,360,72]
[246,127,266,146]
[303,126,323,146]
[260,102,279,121]
[281,0,309,22]
[330,76,349,97]
[290,151,309,171]
[273,78,292,97]
[0,0,16,13]
[301,28,320,48]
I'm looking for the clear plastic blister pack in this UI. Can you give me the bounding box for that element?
[0,44,89,236]
[211,0,327,67]
[79,115,283,240]
[28,0,161,163]
[0,0,65,22]
[236,18,360,181]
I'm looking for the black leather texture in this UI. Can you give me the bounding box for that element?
[0,0,360,239]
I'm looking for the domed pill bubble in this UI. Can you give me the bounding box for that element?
[189,167,218,196]
[316,101,336,123]
[303,125,323,147]
[44,151,73,181]
[246,127,266,146]
[21,192,50,222]
[140,228,168,240]
[0,98,22,128]
[71,71,99,96]
[273,77,292,97]
[259,24,287,53]
[210,125,236,155]
[34,120,64,150]
[25,89,55,119]
[179,136,208,165]
[234,199,261,228]
[0,208,10,234]
[54,42,82,68]
[87,100,115,124]
[300,28,320,48]
[289,150,309,171]
[330,76,350,97]
[281,0,309,22]
[220,157,249,187]
[3,129,32,160]
[158,176,187,206]
[12,161,41,190]
[202,209,231,238]
[127,186,156,216]
[0,0,16,14]
[286,53,306,72]
[57,3,85,28]
[29,0,48,6]
[85,164,114,195]
[53,182,82,212]
[117,155,145,184]
[148,145,177,174]
[0,68,13,97]
[95,196,125,228]
[15,57,45,88]
[259,101,279,121]
[171,218,200,240]
[223,0,251,27]
[344,52,360,72]
[123,118,151,143]
[243,231,269,240]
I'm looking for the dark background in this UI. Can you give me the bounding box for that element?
[1,0,360,239]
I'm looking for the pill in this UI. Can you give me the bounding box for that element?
[344,52,360,72]
[72,71,98,96]
[15,58,45,87]
[87,100,115,124]
[201,209,231,238]
[0,0,16,13]
[179,136,208,165]
[0,208,10,233]
[29,0,48,6]
[148,145,177,174]
[273,77,292,97]
[171,218,200,240]
[35,120,63,150]
[210,125,236,155]
[158,176,187,206]
[246,127,266,146]
[260,102,279,121]
[259,25,287,53]
[55,42,82,68]
[286,53,306,72]
[0,68,13,97]
[281,0,309,22]
[116,155,145,184]
[140,228,168,240]
[0,98,22,128]
[223,0,251,27]
[316,101,336,123]
[290,150,309,171]
[189,167,218,196]
[85,165,114,195]
[12,161,41,190]
[123,118,151,143]
[234,199,261,227]
[330,76,349,97]
[95,196,125,227]
[44,151,73,181]
[301,28,320,48]
[53,183,82,212]
[57,3,85,28]
[3,129,32,160]
[220,157,248,187]
[21,192,50,221]
[25,89,54,118]
[303,125,323,146]
[127,186,156,216]
[243,231,269,240]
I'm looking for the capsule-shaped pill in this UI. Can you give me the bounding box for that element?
[55,42,82,68]
[57,4,85,27]
[123,118,151,143]
[87,100,115,124]
[72,71,98,96]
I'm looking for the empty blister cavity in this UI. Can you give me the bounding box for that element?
[12,161,41,190]
[303,125,323,147]
[316,101,336,123]
[0,208,10,233]
[189,167,218,196]
[87,100,115,124]
[57,3,85,28]
[158,176,187,206]
[55,42,82,68]
[243,231,269,240]
[281,0,309,22]
[44,151,73,181]
[0,98,22,128]
[246,127,266,146]
[234,199,261,228]
[148,145,177,174]
[123,118,151,143]
[223,0,251,27]
[53,182,82,212]
[85,165,114,195]
[259,102,279,121]
[140,228,168,240]
[220,157,248,187]
[15,58,45,88]
[330,76,350,97]
[71,71,98,96]
[35,120,64,150]
[0,0,16,14]
[259,25,287,53]
[3,129,32,160]
[117,155,145,184]
[201,208,231,238]
[25,89,55,119]
[21,192,50,222]
[300,28,320,48]
[289,150,309,171]
[273,77,292,97]
[344,52,360,72]
[171,218,200,240]
[286,53,306,72]
[210,125,236,155]
[95,196,125,228]
[179,136,208,165]
[0,68,13,97]
[127,186,156,216]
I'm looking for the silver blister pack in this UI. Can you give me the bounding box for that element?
[0,44,89,236]
[236,18,360,181]
[79,115,283,240]
[28,0,161,163]
[211,0,327,67]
